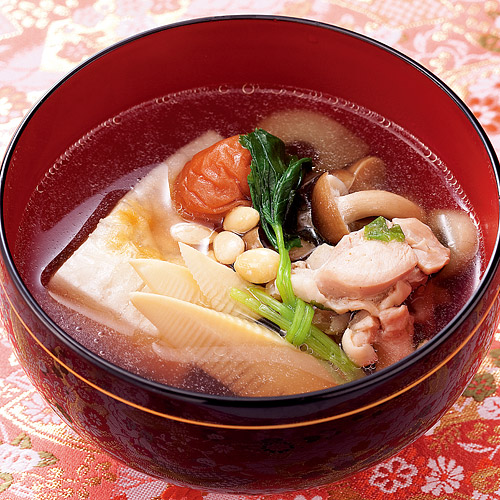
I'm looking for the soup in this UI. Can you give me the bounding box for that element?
[14,85,482,397]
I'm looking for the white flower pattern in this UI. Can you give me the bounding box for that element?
[478,396,500,420]
[22,392,63,425]
[422,457,464,496]
[472,490,500,500]
[0,443,40,474]
[369,456,418,493]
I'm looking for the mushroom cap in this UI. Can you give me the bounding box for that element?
[259,109,369,171]
[348,156,386,192]
[312,170,426,245]
[428,209,479,277]
[312,172,350,244]
[331,169,355,190]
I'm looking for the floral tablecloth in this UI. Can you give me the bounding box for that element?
[1,1,500,499]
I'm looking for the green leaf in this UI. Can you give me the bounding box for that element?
[273,156,305,222]
[240,129,307,249]
[364,216,405,242]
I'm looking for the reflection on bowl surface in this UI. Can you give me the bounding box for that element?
[1,16,499,494]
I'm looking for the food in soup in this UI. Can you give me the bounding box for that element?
[17,86,480,397]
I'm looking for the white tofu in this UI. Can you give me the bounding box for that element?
[48,131,223,338]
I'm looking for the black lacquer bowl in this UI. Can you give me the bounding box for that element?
[1,16,499,494]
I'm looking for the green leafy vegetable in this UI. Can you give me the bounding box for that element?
[239,129,306,251]
[364,216,405,242]
[232,129,361,383]
[240,129,308,306]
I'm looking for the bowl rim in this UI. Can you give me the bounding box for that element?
[1,14,499,418]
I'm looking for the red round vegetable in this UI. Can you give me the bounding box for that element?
[173,135,252,222]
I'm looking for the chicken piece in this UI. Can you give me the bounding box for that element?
[292,257,416,316]
[291,219,447,370]
[314,230,418,299]
[343,306,415,368]
[342,311,380,367]
[406,267,429,288]
[291,219,447,316]
[290,264,330,307]
[375,305,415,369]
[306,243,335,270]
[291,229,419,313]
[379,280,413,310]
[393,218,450,274]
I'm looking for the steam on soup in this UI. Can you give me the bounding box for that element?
[15,85,481,397]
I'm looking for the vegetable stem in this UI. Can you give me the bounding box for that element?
[231,286,361,381]
[285,297,306,344]
[273,223,296,308]
[230,288,289,331]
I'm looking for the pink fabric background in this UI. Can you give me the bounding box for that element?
[1,1,500,499]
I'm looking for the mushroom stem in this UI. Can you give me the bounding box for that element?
[336,190,425,225]
[311,173,427,244]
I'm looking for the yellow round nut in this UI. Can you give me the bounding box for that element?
[234,248,280,284]
[223,206,260,234]
[213,231,245,265]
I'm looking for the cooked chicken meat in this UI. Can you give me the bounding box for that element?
[375,305,415,369]
[315,230,418,298]
[291,218,450,367]
[393,217,451,274]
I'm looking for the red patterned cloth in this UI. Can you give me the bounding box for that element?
[1,1,500,499]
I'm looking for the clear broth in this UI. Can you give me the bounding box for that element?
[15,85,483,395]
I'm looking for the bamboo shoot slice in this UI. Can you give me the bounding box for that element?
[130,259,203,304]
[179,242,258,319]
[130,292,338,396]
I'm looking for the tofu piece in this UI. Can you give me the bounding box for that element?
[48,131,223,338]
